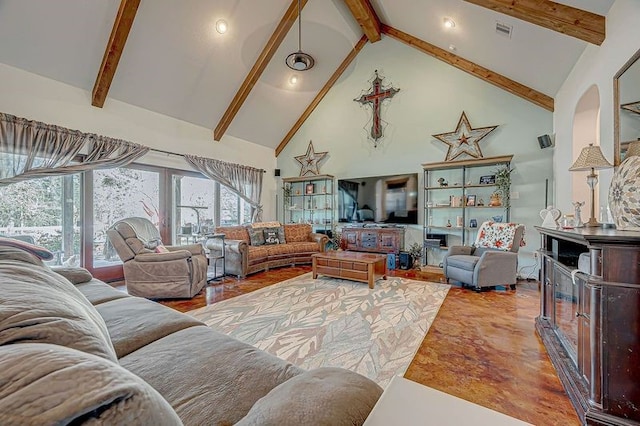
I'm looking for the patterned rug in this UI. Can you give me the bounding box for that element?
[188,273,450,388]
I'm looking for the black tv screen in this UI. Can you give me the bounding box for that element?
[337,173,419,224]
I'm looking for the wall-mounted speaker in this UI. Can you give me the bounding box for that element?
[274,169,281,177]
[538,134,553,149]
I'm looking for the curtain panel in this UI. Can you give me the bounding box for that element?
[184,155,264,222]
[0,113,149,186]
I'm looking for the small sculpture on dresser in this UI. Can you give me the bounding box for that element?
[540,205,561,228]
[572,201,585,228]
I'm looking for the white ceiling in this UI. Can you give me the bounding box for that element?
[0,0,615,149]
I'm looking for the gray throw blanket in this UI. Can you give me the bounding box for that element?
[119,217,162,248]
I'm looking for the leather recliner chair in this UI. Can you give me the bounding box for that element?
[107,217,207,298]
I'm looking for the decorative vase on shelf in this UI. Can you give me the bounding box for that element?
[609,148,640,231]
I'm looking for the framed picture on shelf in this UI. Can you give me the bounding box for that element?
[469,218,478,228]
[305,183,315,195]
[466,194,476,206]
[479,175,496,185]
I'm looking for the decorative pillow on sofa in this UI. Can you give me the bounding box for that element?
[247,227,266,246]
[263,227,281,245]
[0,237,53,261]
[0,253,118,362]
[0,343,182,425]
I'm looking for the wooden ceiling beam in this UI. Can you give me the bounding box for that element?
[343,0,382,43]
[92,0,140,108]
[381,24,554,112]
[464,0,605,46]
[214,0,309,142]
[275,35,368,157]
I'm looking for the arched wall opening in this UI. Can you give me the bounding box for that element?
[571,85,601,219]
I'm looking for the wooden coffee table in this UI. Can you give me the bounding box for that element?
[312,251,388,289]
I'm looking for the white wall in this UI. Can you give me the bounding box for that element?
[554,0,640,216]
[277,36,553,272]
[0,62,278,219]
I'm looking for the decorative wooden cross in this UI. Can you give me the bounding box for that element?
[354,70,399,144]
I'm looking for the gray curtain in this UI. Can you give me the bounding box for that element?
[184,155,264,222]
[0,112,149,186]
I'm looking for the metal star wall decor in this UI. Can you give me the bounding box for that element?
[295,140,328,176]
[621,101,640,115]
[354,70,400,147]
[432,111,498,161]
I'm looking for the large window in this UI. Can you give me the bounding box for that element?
[0,175,81,266]
[220,184,252,226]
[92,167,160,269]
[2,161,252,280]
[173,174,216,244]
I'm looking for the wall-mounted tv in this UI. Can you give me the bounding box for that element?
[337,173,419,224]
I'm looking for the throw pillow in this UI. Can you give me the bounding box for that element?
[247,227,266,246]
[155,244,169,253]
[0,237,53,261]
[277,225,286,244]
[263,227,281,245]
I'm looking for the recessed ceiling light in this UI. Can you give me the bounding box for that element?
[215,19,228,34]
[449,44,457,51]
[289,75,298,85]
[443,17,456,29]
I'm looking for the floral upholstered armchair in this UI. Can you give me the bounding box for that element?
[442,221,525,291]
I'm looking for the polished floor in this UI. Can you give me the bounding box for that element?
[154,266,579,425]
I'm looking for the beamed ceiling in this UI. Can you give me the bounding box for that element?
[0,0,613,156]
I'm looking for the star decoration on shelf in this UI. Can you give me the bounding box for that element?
[295,140,328,176]
[432,111,498,161]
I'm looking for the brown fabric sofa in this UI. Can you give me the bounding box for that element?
[0,244,383,425]
[107,217,208,299]
[208,222,329,278]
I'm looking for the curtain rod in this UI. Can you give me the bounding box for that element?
[148,147,266,173]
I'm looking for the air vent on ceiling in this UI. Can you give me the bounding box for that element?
[495,22,513,38]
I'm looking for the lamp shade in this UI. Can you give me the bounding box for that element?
[569,144,613,171]
[626,141,640,158]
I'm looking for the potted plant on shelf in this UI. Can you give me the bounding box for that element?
[408,242,423,269]
[282,183,292,208]
[493,165,513,209]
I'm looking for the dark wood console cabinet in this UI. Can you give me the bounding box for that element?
[341,227,405,254]
[535,226,640,425]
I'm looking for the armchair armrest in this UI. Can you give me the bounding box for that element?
[477,250,517,264]
[310,233,329,251]
[166,243,204,256]
[135,250,191,262]
[207,238,247,255]
[445,246,474,256]
[474,250,519,287]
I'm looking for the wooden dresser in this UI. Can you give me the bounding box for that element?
[341,226,405,254]
[535,226,640,425]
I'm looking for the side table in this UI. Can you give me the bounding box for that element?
[204,234,226,282]
[364,376,531,425]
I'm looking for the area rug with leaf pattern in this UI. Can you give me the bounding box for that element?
[188,273,450,388]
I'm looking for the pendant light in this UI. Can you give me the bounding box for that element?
[286,0,314,71]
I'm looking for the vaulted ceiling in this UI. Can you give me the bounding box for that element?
[0,0,614,154]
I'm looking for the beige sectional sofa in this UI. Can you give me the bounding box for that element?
[208,222,329,278]
[0,243,382,425]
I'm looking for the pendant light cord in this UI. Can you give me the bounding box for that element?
[297,0,302,52]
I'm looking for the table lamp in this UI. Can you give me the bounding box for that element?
[569,143,613,227]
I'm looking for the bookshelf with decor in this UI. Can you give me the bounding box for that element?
[282,174,335,234]
[422,155,513,267]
